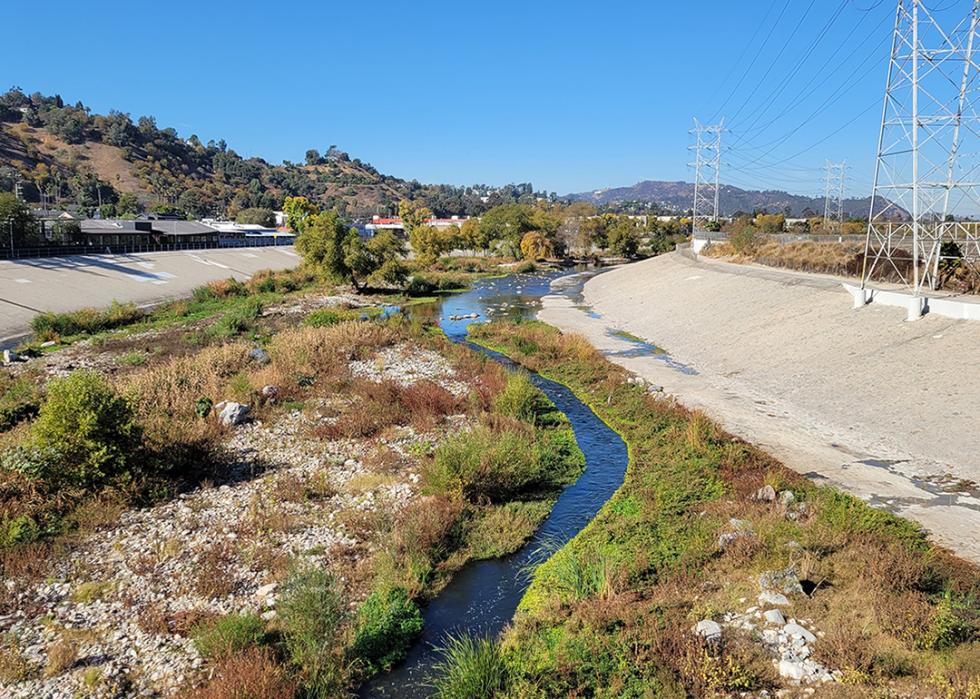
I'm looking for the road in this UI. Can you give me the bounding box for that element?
[0,246,300,344]
[539,251,980,563]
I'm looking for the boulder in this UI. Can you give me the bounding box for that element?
[249,347,271,365]
[758,591,791,606]
[778,490,796,507]
[784,623,817,644]
[778,659,805,680]
[759,568,804,595]
[763,609,786,625]
[218,402,250,426]
[261,385,280,401]
[755,484,777,501]
[693,619,722,643]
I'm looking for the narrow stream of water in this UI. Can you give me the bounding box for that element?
[362,270,628,697]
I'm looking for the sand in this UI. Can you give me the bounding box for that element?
[538,252,980,563]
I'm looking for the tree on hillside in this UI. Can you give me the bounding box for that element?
[305,149,322,166]
[283,196,320,233]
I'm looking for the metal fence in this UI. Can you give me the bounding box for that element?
[0,236,295,261]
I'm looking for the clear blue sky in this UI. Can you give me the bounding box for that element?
[1,0,948,198]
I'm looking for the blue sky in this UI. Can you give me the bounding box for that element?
[0,0,948,197]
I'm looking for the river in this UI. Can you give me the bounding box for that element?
[362,269,629,697]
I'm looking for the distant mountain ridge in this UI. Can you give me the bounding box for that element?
[568,179,895,219]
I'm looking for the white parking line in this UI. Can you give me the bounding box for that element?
[14,278,31,283]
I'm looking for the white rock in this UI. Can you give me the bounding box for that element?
[219,402,250,426]
[256,582,277,598]
[758,591,791,606]
[778,659,805,680]
[763,609,785,625]
[755,484,777,501]
[693,619,722,642]
[784,623,817,644]
[778,490,796,506]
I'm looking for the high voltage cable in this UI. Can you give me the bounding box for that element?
[725,0,820,125]
[708,0,795,123]
[732,3,891,142]
[728,0,851,134]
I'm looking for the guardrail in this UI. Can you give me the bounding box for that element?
[0,236,295,261]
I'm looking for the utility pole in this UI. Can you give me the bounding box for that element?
[822,161,846,232]
[689,118,725,232]
[863,0,980,316]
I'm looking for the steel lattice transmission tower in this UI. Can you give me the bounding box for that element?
[690,118,725,231]
[823,161,847,232]
[863,0,980,312]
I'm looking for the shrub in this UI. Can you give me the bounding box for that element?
[211,298,263,338]
[30,301,145,341]
[191,647,297,699]
[349,588,423,673]
[0,378,40,432]
[278,567,346,696]
[428,425,542,502]
[431,633,508,699]
[304,310,342,327]
[492,372,560,426]
[192,613,267,660]
[729,227,758,255]
[9,371,140,488]
[0,515,40,549]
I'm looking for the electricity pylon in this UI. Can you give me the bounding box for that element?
[863,0,980,314]
[690,118,725,231]
[823,161,846,232]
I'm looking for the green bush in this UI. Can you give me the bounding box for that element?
[349,588,423,673]
[192,613,267,660]
[0,515,40,549]
[432,633,508,699]
[0,378,40,432]
[492,372,560,426]
[30,302,145,341]
[191,285,218,303]
[429,426,542,502]
[730,226,758,255]
[7,370,141,488]
[278,567,345,697]
[211,298,263,338]
[304,310,343,327]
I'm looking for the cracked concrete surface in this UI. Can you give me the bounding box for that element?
[539,252,980,563]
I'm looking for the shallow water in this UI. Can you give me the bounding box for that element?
[361,270,628,697]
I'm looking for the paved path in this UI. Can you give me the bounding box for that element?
[539,252,980,563]
[0,247,300,344]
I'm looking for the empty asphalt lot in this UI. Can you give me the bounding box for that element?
[0,246,300,344]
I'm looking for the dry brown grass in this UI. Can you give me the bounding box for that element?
[0,637,34,683]
[190,647,298,699]
[194,542,239,599]
[316,378,464,440]
[43,636,78,677]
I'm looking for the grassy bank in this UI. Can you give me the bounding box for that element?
[460,319,978,698]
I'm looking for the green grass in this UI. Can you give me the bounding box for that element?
[465,501,553,560]
[431,633,509,699]
[191,613,267,660]
[466,319,980,698]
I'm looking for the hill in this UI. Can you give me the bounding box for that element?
[0,88,550,220]
[568,179,898,219]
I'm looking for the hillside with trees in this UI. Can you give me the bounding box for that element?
[0,88,557,220]
[568,179,903,219]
